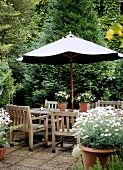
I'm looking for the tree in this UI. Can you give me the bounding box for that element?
[40,0,102,45]
[0,0,23,107]
[93,0,122,53]
[0,0,20,59]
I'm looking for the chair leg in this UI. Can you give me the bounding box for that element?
[44,128,48,146]
[25,132,29,144]
[29,131,33,151]
[60,136,63,147]
[77,137,80,144]
[10,131,14,146]
[52,134,56,153]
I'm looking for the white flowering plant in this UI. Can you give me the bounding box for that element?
[55,91,70,103]
[75,91,96,103]
[0,108,12,148]
[0,108,20,148]
[73,107,123,149]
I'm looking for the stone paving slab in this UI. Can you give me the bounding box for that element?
[40,160,73,170]
[1,142,76,170]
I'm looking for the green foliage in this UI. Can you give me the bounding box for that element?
[89,159,104,170]
[89,155,123,170]
[40,0,102,45]
[93,0,123,53]
[73,160,84,170]
[1,0,123,109]
[73,154,123,170]
[34,0,49,32]
[0,0,43,106]
[22,64,70,107]
[75,60,123,101]
[0,0,21,58]
[0,0,41,60]
[0,62,21,107]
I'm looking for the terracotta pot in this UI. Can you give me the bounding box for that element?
[79,103,90,112]
[0,147,6,161]
[57,102,68,111]
[80,145,117,170]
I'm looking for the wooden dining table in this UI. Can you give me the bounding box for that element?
[30,108,80,115]
[30,108,52,116]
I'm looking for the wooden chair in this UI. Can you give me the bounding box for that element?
[96,100,121,109]
[44,99,58,110]
[7,105,48,151]
[89,103,97,109]
[51,111,79,153]
[121,101,123,109]
[44,99,58,128]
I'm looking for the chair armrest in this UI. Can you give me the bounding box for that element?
[31,117,40,120]
[40,115,48,119]
[31,115,48,120]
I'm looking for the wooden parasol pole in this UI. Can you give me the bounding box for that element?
[70,56,74,111]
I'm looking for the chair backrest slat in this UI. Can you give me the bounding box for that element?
[52,111,79,134]
[7,105,32,131]
[45,99,57,110]
[56,116,60,130]
[61,116,65,132]
[66,116,70,132]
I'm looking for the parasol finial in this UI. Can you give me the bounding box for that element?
[69,31,75,37]
[69,31,72,36]
[64,31,75,38]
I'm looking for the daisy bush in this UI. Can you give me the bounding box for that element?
[73,107,123,149]
[0,108,11,148]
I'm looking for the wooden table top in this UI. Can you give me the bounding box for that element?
[30,108,80,115]
[30,108,52,115]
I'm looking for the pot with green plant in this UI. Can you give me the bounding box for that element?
[73,107,123,170]
[75,91,95,112]
[55,91,69,111]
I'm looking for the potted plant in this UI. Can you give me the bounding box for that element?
[73,107,123,170]
[0,108,12,160]
[55,91,70,111]
[75,91,96,112]
[0,108,20,160]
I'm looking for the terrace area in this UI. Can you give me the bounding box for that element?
[1,132,76,170]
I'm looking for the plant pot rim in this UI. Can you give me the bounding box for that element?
[79,102,89,104]
[80,145,117,153]
[57,102,68,104]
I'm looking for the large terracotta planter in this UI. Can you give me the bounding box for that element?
[80,145,117,170]
[79,103,90,112]
[0,147,6,161]
[57,102,68,111]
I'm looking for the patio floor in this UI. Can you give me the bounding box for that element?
[1,133,76,170]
